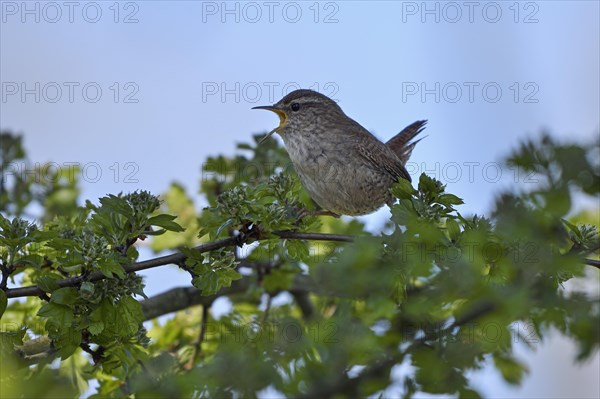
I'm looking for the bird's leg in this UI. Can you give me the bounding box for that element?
[296,208,340,220]
[310,210,340,218]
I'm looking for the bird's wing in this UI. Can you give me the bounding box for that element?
[339,116,413,183]
[357,133,411,181]
[385,120,427,165]
[357,140,412,183]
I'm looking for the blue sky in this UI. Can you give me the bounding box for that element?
[1,1,599,397]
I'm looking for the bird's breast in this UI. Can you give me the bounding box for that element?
[280,130,394,215]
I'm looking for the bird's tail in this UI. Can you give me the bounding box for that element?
[385,120,427,165]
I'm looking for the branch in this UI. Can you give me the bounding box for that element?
[298,301,497,399]
[5,231,354,299]
[141,273,320,321]
[4,228,594,299]
[0,263,15,290]
[140,277,252,320]
[272,230,354,243]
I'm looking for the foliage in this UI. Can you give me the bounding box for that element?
[0,131,598,398]
[0,132,80,223]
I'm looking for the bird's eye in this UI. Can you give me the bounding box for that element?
[291,103,300,112]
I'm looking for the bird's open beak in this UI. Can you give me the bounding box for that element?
[252,105,287,143]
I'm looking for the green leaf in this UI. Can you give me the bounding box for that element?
[99,194,134,218]
[14,253,43,269]
[89,300,113,336]
[50,287,79,306]
[80,281,95,299]
[218,268,242,288]
[391,179,417,199]
[91,213,118,237]
[28,229,57,242]
[144,228,167,236]
[90,297,142,339]
[97,258,126,279]
[0,329,26,357]
[446,218,461,241]
[130,284,148,300]
[36,275,62,292]
[193,262,212,275]
[438,194,464,207]
[493,353,529,385]
[181,247,205,262]
[193,271,220,296]
[418,173,443,196]
[237,143,254,150]
[0,214,10,231]
[286,240,310,262]
[562,218,584,242]
[147,214,185,232]
[56,328,81,359]
[458,387,483,399]
[117,296,143,336]
[38,302,74,328]
[88,319,105,336]
[46,237,77,251]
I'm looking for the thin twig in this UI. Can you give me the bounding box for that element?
[262,294,272,325]
[4,231,354,299]
[187,304,210,369]
[584,258,600,269]
[0,263,14,290]
[79,343,104,364]
[272,231,354,242]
